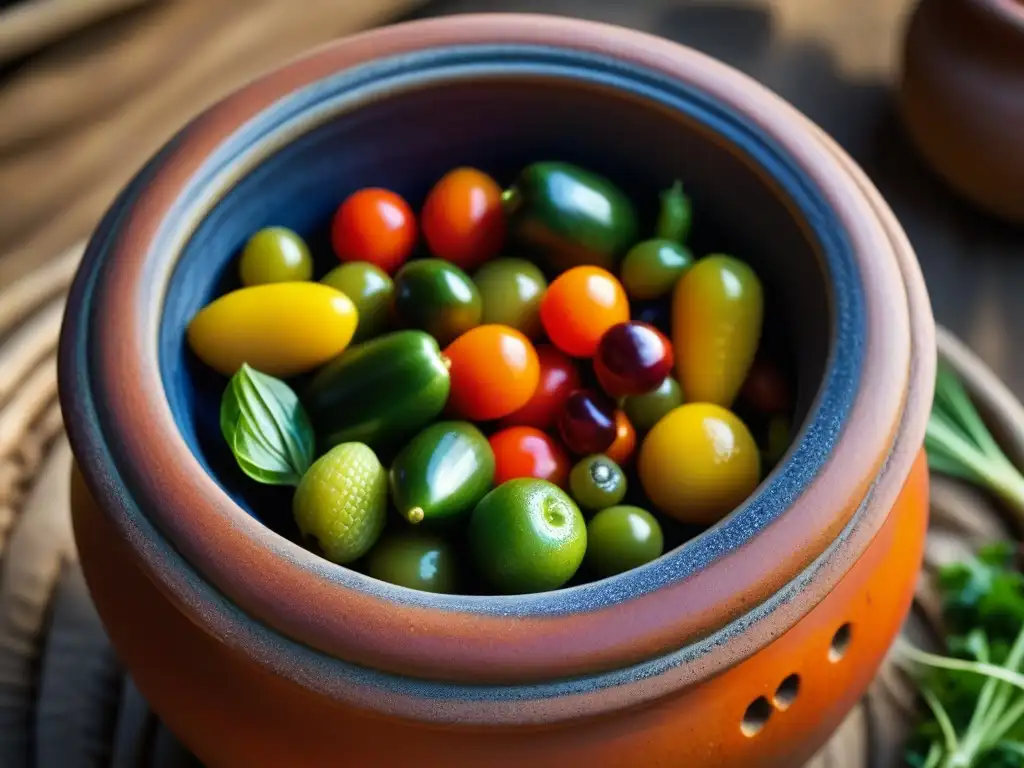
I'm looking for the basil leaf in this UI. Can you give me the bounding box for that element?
[220,364,315,486]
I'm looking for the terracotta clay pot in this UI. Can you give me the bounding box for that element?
[899,0,1024,222]
[58,14,936,767]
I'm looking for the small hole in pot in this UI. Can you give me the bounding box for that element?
[741,696,772,737]
[772,674,800,711]
[829,623,852,662]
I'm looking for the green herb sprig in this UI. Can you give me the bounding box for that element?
[900,363,1024,767]
[220,363,315,486]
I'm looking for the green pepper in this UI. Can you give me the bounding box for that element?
[503,162,638,273]
[655,180,692,244]
[303,330,450,452]
[390,421,495,524]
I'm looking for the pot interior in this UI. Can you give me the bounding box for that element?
[159,59,836,562]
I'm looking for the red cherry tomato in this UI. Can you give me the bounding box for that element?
[498,344,581,430]
[421,168,505,271]
[605,411,637,465]
[331,188,416,274]
[595,322,674,398]
[489,427,570,488]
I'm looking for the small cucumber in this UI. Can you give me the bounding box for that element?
[504,162,638,273]
[389,421,495,524]
[303,331,450,451]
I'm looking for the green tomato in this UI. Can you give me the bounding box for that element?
[393,259,482,347]
[469,479,586,594]
[619,239,693,300]
[623,376,684,432]
[569,455,627,511]
[321,262,394,342]
[239,227,313,286]
[585,505,664,577]
[367,532,459,593]
[472,258,548,337]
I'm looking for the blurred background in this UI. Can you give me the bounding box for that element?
[2,0,1021,392]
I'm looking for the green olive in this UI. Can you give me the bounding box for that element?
[321,262,394,342]
[472,258,548,338]
[623,376,684,433]
[238,227,313,286]
[366,532,459,593]
[619,239,693,300]
[569,455,627,511]
[585,505,664,577]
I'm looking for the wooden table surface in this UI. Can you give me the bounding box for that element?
[412,0,1024,392]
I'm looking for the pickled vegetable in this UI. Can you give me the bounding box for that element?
[367,533,459,593]
[489,427,570,488]
[672,255,764,407]
[444,325,540,421]
[320,261,394,342]
[655,180,692,244]
[389,421,494,524]
[422,167,505,271]
[473,258,547,338]
[238,227,313,286]
[594,321,674,398]
[638,403,760,525]
[605,411,637,465]
[331,188,416,274]
[619,239,693,300]
[623,376,683,433]
[503,162,638,273]
[498,344,580,430]
[558,390,617,455]
[469,479,587,594]
[392,259,482,346]
[569,454,627,511]
[585,505,664,577]
[187,282,357,377]
[303,331,450,451]
[540,266,630,358]
[292,442,386,564]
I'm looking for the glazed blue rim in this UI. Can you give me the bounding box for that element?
[62,45,864,625]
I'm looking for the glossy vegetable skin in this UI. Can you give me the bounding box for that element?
[540,266,630,358]
[585,505,664,577]
[498,344,580,430]
[623,376,683,433]
[655,180,692,244]
[473,258,548,338]
[469,479,587,594]
[619,239,693,300]
[503,162,638,273]
[367,533,459,594]
[389,421,495,524]
[320,262,394,342]
[594,321,674,397]
[392,259,482,347]
[672,254,764,407]
[569,454,627,511]
[187,282,357,378]
[558,390,618,455]
[238,227,313,286]
[444,325,540,421]
[421,167,505,271]
[605,411,637,465]
[489,427,570,488]
[331,188,416,274]
[638,403,761,525]
[302,331,450,451]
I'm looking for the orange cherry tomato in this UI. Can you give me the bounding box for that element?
[489,427,570,488]
[331,188,416,274]
[421,168,505,271]
[444,325,540,421]
[498,344,581,430]
[540,266,630,357]
[605,410,637,465]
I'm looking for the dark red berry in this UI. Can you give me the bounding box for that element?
[739,358,791,415]
[594,322,674,398]
[558,390,617,455]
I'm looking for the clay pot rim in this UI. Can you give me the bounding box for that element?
[58,14,929,692]
[984,0,1024,31]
